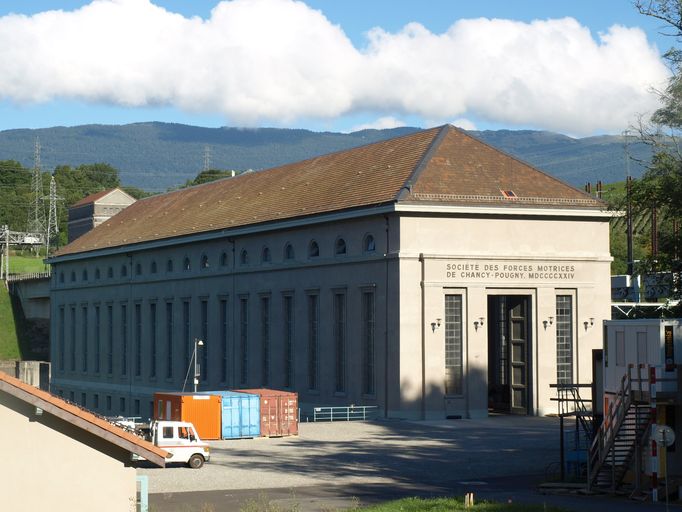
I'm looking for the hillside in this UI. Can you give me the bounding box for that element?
[0,122,652,191]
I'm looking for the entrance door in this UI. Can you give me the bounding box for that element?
[487,295,531,415]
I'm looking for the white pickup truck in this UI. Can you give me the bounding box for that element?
[149,420,211,469]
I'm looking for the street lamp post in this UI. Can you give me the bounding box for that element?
[193,338,204,393]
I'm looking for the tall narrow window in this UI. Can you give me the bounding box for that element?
[58,307,65,371]
[220,298,228,383]
[134,303,142,377]
[283,295,294,388]
[307,293,319,391]
[81,306,88,372]
[70,306,76,371]
[240,297,249,384]
[94,305,100,373]
[166,302,173,379]
[556,295,573,384]
[444,295,463,396]
[121,304,128,376]
[284,243,295,261]
[107,305,113,374]
[362,290,375,395]
[183,300,191,375]
[150,303,157,378]
[261,296,270,386]
[334,292,346,393]
[200,299,208,382]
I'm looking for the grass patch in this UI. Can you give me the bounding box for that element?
[359,497,569,512]
[0,285,20,360]
[9,253,47,274]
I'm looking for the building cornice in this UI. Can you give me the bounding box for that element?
[49,201,611,264]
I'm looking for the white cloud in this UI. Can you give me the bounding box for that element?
[450,118,477,131]
[350,116,406,132]
[0,0,671,135]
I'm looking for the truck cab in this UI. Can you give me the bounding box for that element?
[151,420,210,468]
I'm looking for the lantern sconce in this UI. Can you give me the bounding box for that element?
[473,317,485,331]
[583,318,595,331]
[431,318,442,333]
[543,316,554,330]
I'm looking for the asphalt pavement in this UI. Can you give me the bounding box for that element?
[139,416,676,511]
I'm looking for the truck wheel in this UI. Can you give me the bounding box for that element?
[188,454,204,469]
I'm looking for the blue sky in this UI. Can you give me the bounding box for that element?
[0,0,674,135]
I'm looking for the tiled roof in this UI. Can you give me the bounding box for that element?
[55,125,603,257]
[70,187,134,208]
[70,188,117,207]
[0,371,167,467]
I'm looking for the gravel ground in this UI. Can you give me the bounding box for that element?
[138,415,559,494]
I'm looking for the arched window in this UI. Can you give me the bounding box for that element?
[261,247,271,263]
[183,257,191,271]
[308,240,319,258]
[135,263,142,276]
[120,265,127,277]
[284,243,295,260]
[240,249,249,265]
[82,269,88,281]
[335,238,347,256]
[150,261,157,274]
[200,254,209,269]
[70,271,76,282]
[95,268,101,280]
[166,259,173,273]
[107,267,113,278]
[59,272,64,283]
[220,252,229,266]
[364,234,376,253]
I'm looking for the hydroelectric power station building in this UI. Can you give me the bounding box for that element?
[48,126,612,420]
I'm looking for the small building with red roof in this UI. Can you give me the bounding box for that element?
[67,187,136,243]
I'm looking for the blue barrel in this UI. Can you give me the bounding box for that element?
[200,390,260,439]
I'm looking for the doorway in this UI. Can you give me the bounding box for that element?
[487,295,532,415]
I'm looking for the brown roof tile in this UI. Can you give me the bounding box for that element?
[0,371,167,466]
[54,125,602,257]
[70,188,119,208]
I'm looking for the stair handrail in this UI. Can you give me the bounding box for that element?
[588,364,633,489]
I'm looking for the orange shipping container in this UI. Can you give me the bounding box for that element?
[153,392,222,440]
[236,388,298,437]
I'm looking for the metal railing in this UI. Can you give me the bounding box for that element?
[312,405,379,422]
[6,271,51,283]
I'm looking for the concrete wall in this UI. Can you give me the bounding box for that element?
[51,214,398,419]
[50,208,612,420]
[1,391,137,512]
[10,277,50,319]
[397,213,611,418]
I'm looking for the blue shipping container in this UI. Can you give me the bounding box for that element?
[200,390,260,439]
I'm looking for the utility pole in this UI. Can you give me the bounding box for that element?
[203,145,211,172]
[28,137,46,245]
[44,176,62,256]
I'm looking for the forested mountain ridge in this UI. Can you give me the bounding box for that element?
[0,122,652,191]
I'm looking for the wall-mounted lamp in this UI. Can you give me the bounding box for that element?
[590,317,595,326]
[473,317,485,331]
[431,318,442,332]
[583,318,595,331]
[543,316,554,330]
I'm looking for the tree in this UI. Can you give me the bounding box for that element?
[181,169,238,189]
[632,1,682,312]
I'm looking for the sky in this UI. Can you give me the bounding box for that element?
[0,0,676,136]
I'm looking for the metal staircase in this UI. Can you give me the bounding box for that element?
[587,367,652,492]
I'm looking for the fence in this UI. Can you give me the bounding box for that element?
[311,405,379,422]
[6,271,51,283]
